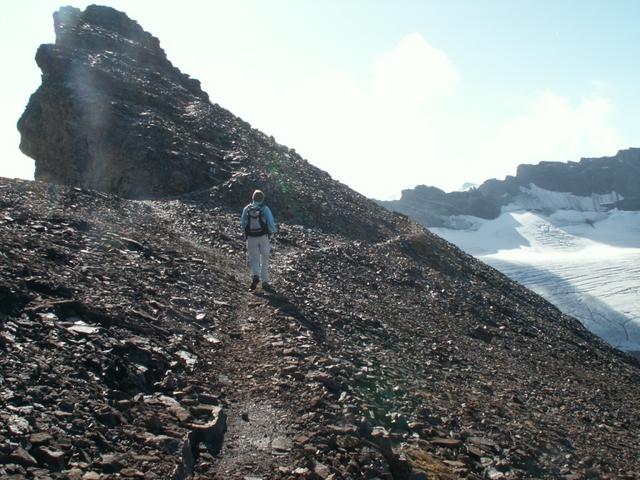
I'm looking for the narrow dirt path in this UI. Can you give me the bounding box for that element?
[143,201,322,478]
[198,288,297,479]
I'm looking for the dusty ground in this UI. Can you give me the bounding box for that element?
[2,177,640,479]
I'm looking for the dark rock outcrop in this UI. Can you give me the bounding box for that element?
[380,185,501,227]
[18,5,220,199]
[380,148,640,226]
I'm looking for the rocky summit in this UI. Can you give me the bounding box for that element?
[380,148,640,227]
[4,5,640,480]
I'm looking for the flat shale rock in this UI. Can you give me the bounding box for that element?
[6,447,38,468]
[2,174,639,478]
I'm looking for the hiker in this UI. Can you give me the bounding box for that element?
[240,189,277,291]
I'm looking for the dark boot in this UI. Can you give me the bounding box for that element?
[250,276,259,290]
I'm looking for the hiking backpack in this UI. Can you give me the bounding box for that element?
[245,205,268,237]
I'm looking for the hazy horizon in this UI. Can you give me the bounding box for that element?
[2,0,639,199]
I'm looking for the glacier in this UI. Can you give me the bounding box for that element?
[431,186,640,354]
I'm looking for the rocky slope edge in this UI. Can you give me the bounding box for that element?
[5,5,640,479]
[380,148,640,227]
[17,5,404,244]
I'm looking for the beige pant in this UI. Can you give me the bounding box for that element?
[246,235,270,282]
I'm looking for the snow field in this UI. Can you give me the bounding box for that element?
[432,208,640,352]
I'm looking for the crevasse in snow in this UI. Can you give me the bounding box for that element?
[431,185,640,353]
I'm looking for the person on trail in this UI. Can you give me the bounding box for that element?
[240,190,277,291]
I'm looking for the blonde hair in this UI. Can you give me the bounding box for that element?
[252,189,265,203]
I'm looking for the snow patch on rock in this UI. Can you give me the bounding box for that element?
[504,183,623,213]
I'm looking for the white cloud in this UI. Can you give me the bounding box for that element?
[277,78,621,198]
[258,33,461,199]
[481,90,620,182]
[5,31,620,203]
[254,30,622,199]
[218,44,623,197]
[371,33,460,107]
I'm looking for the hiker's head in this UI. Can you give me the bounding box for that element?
[252,190,265,203]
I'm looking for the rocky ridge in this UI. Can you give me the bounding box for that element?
[380,148,640,227]
[4,5,640,480]
[18,4,404,247]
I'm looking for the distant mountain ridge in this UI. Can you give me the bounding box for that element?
[392,149,640,356]
[380,148,640,226]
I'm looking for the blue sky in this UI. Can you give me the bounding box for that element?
[1,0,639,199]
